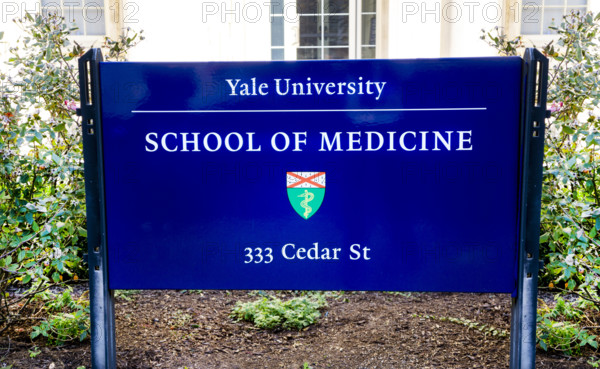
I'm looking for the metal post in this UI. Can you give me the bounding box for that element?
[77,49,117,369]
[509,48,549,369]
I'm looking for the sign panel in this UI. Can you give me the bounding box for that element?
[100,58,523,292]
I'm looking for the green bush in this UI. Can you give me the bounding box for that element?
[485,11,600,294]
[0,12,142,334]
[537,296,598,354]
[231,293,327,330]
[30,288,90,345]
[484,9,600,357]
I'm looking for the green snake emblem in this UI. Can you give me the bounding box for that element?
[298,190,314,219]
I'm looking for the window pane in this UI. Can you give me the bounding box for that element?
[271,17,284,46]
[519,0,588,36]
[299,16,320,46]
[41,0,61,6]
[272,48,285,60]
[65,8,84,35]
[362,0,376,13]
[324,0,349,14]
[42,7,62,17]
[567,6,587,15]
[84,0,103,5]
[270,0,284,15]
[325,48,348,59]
[297,0,318,14]
[362,14,376,45]
[85,8,105,35]
[65,0,83,6]
[361,46,375,59]
[543,8,562,34]
[297,48,321,59]
[521,6,541,34]
[324,15,348,46]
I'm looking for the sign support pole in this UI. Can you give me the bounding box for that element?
[78,49,117,369]
[509,48,549,369]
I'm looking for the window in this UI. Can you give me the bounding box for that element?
[271,2,285,60]
[296,0,349,60]
[271,0,377,60]
[41,0,106,36]
[359,0,376,59]
[521,0,588,35]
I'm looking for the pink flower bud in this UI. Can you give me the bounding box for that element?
[64,100,78,111]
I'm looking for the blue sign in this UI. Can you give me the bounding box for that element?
[99,58,523,292]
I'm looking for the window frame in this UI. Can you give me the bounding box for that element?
[271,0,378,61]
[509,0,591,45]
[40,0,122,46]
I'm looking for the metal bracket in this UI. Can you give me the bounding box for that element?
[77,49,116,369]
[509,48,549,369]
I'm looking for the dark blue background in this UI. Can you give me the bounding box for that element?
[100,58,523,292]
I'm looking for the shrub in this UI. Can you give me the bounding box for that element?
[30,288,90,345]
[484,9,600,357]
[537,296,598,354]
[0,12,142,334]
[231,293,327,330]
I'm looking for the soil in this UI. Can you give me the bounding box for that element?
[0,289,593,368]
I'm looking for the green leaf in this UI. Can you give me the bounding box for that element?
[51,153,61,165]
[54,123,66,132]
[77,227,87,237]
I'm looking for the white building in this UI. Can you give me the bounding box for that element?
[0,1,598,62]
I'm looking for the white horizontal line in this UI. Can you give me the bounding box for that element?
[132,108,487,113]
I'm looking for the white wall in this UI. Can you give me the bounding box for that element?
[387,0,442,58]
[126,0,271,62]
[0,0,40,62]
[2,0,597,63]
[383,0,502,59]
[440,0,504,57]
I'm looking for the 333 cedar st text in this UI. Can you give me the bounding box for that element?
[244,243,372,264]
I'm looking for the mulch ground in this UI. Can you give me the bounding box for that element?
[0,290,593,368]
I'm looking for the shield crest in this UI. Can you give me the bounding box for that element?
[286,172,326,220]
